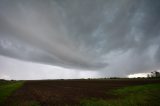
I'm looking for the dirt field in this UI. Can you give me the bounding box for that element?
[4,79,160,106]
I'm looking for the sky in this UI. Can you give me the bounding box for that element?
[0,0,160,80]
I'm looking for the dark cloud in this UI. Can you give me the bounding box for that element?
[0,0,160,77]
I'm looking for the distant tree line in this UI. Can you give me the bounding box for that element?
[147,70,160,78]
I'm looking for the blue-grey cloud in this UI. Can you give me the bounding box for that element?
[0,0,160,75]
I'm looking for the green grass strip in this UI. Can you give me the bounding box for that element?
[80,83,160,106]
[0,81,24,104]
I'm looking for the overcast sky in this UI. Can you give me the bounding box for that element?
[0,0,160,80]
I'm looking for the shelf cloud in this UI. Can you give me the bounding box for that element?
[0,0,160,79]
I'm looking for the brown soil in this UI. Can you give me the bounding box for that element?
[4,79,160,106]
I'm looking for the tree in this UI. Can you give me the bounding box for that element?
[150,70,160,78]
[147,74,150,78]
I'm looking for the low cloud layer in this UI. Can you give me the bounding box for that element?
[0,0,160,79]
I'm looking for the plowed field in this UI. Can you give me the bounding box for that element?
[4,79,160,106]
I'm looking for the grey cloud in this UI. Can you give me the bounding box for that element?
[155,46,160,63]
[0,0,160,75]
[0,0,108,70]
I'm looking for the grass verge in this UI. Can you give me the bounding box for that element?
[0,81,24,105]
[80,83,160,106]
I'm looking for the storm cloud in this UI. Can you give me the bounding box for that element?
[0,0,160,79]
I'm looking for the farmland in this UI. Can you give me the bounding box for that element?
[1,79,160,106]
